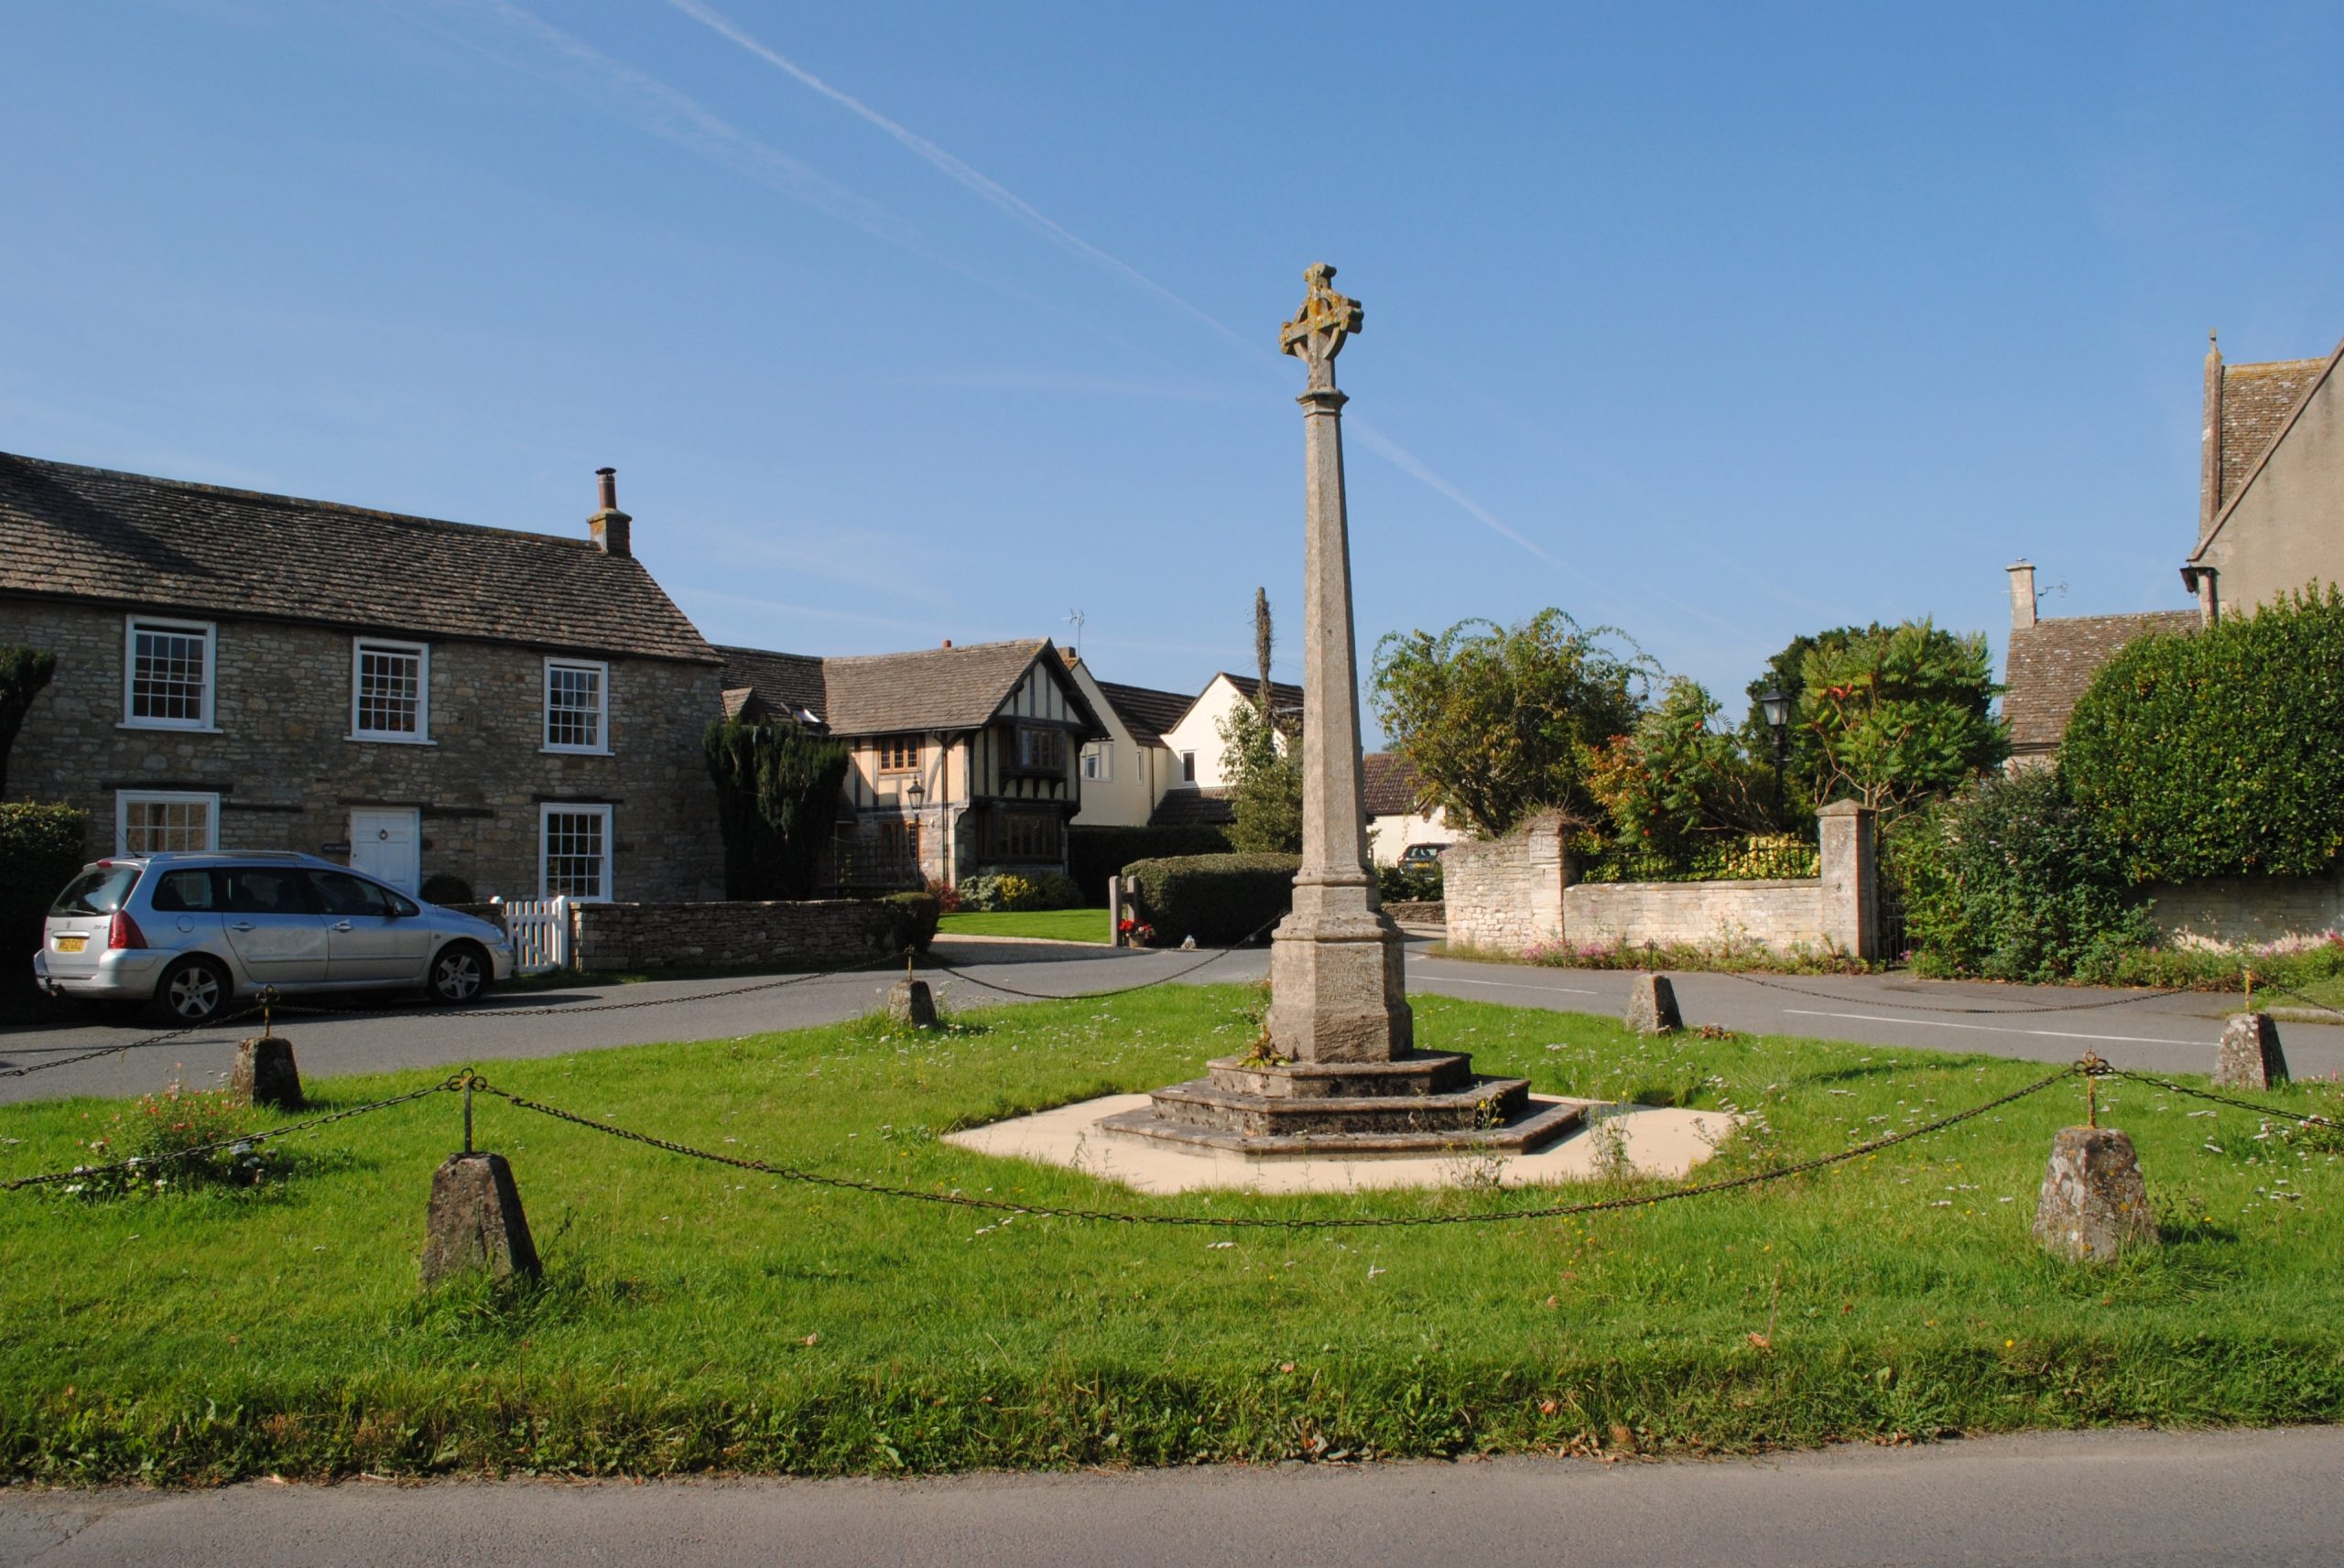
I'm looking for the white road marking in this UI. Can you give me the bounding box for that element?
[1411,971,1606,998]
[1777,1009,2206,1048]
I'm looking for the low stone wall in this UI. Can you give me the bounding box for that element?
[1563,878,1825,951]
[1383,900,1445,925]
[567,899,903,972]
[1442,804,1878,959]
[2139,872,2344,949]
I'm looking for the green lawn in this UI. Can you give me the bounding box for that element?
[3,985,2339,1483]
[937,907,1112,943]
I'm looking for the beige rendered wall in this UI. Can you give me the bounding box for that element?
[1064,660,1164,827]
[1367,805,1452,866]
[2199,363,2344,612]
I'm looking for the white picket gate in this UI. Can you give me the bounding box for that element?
[497,895,571,975]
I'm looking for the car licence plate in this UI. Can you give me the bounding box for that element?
[54,935,86,953]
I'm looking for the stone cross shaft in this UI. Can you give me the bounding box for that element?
[1264,264,1414,1065]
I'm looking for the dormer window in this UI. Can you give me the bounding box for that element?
[1015,726,1065,773]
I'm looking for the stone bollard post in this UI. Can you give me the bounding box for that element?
[1624,973,1682,1035]
[887,978,939,1030]
[230,1034,303,1109]
[2215,1012,2288,1091]
[421,1152,541,1286]
[1109,874,1125,947]
[2033,1126,2157,1262]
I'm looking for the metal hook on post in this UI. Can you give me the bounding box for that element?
[2078,1052,2106,1129]
[260,984,278,1039]
[462,1072,475,1155]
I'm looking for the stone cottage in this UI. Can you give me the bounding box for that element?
[0,453,726,903]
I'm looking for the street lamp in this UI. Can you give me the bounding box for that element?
[904,776,926,886]
[1757,687,1792,827]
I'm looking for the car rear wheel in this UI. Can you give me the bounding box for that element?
[154,956,232,1026]
[427,941,491,1006]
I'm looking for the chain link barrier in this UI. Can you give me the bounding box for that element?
[2099,1064,2339,1128]
[467,1062,2086,1229]
[0,1076,459,1191]
[911,914,1281,1001]
[2247,977,2344,1029]
[0,1000,272,1081]
[1722,970,2198,1016]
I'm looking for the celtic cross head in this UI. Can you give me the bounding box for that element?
[1281,262,1363,391]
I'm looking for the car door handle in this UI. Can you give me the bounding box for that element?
[332,921,353,932]
[233,921,255,932]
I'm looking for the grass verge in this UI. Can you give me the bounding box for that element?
[3,985,2339,1483]
[936,908,1111,944]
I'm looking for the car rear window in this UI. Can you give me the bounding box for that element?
[50,866,142,917]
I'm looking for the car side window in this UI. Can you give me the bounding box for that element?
[220,869,311,916]
[309,871,392,918]
[389,891,420,917]
[148,869,218,913]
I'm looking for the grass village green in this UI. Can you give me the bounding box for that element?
[2,984,2339,1484]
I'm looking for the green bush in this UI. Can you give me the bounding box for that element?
[1376,863,1442,903]
[1068,826,1232,901]
[2,804,88,1011]
[2062,587,2344,880]
[880,891,940,954]
[958,874,1031,914]
[1897,768,2154,982]
[1125,852,1298,946]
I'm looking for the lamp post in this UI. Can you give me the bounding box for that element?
[1757,687,1792,828]
[904,776,926,887]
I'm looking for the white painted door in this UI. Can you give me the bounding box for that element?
[348,808,420,894]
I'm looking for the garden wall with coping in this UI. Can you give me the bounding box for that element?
[1442,802,1880,959]
[2139,871,2344,950]
[565,899,902,972]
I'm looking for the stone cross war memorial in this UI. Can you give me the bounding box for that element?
[1100,265,1582,1162]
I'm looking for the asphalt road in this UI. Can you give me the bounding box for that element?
[5,935,2337,1107]
[3,1428,2339,1567]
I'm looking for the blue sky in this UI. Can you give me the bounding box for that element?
[5,2,2340,730]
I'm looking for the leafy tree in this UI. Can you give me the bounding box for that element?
[1585,677,1775,860]
[702,718,851,899]
[2062,586,2344,880]
[1220,686,1303,853]
[1799,620,2005,815]
[1369,609,1650,838]
[1897,767,2152,981]
[0,645,58,799]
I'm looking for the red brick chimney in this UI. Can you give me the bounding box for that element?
[940,639,953,650]
[590,467,632,557]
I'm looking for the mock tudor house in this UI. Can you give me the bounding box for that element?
[0,453,726,902]
[719,638,1107,890]
[2002,329,2344,765]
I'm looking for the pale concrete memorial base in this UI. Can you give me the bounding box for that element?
[950,1094,1736,1195]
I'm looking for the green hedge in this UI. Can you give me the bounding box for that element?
[2062,588,2344,880]
[1068,826,1232,904]
[1896,768,2153,982]
[1,804,89,1015]
[1125,852,1298,946]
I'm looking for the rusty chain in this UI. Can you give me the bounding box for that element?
[1724,970,2196,1015]
[911,914,1281,1001]
[467,1062,2086,1229]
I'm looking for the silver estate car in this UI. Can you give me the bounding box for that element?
[34,851,515,1024]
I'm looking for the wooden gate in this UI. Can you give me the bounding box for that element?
[498,896,571,974]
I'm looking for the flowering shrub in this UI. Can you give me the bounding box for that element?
[71,1084,281,1196]
[1514,933,1877,976]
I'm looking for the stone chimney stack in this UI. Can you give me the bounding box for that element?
[2007,560,2037,632]
[589,467,632,557]
[2200,330,2224,539]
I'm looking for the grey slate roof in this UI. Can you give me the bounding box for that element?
[2002,611,2200,752]
[1362,752,1425,816]
[1149,787,1235,827]
[1216,672,1307,720]
[0,450,715,664]
[717,638,1108,741]
[716,645,829,725]
[2219,359,2330,510]
[1095,679,1196,746]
